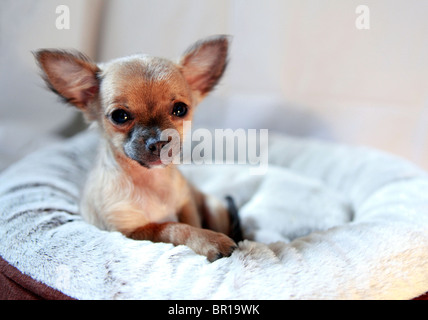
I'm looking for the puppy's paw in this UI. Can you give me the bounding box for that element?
[207,233,237,262]
[190,229,237,262]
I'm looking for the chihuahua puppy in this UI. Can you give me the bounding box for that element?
[35,35,241,262]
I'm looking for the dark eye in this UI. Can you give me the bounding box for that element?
[111,109,131,124]
[172,102,188,118]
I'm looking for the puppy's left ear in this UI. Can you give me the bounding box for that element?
[179,35,229,103]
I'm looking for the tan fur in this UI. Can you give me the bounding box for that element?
[35,36,236,261]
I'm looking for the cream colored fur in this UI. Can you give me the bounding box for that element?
[80,138,187,235]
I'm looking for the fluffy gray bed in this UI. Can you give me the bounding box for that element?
[1,129,428,299]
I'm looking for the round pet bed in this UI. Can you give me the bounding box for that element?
[1,129,428,299]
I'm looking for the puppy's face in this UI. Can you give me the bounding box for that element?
[100,56,194,167]
[35,36,229,168]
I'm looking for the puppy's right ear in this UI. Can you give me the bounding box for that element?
[34,50,100,111]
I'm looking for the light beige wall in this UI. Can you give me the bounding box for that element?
[0,0,105,169]
[2,0,428,170]
[98,0,428,169]
[0,0,104,132]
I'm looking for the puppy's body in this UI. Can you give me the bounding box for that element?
[35,36,238,261]
[81,140,185,233]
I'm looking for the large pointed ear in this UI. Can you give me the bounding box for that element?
[34,50,100,110]
[179,35,229,103]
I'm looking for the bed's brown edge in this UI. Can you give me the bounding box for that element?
[0,255,75,300]
[1,253,427,300]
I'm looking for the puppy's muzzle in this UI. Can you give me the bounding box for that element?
[124,126,170,167]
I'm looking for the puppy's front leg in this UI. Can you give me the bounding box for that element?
[129,222,236,262]
[184,185,230,235]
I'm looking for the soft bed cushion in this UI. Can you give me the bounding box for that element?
[1,129,428,299]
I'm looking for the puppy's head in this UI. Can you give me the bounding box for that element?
[35,35,229,168]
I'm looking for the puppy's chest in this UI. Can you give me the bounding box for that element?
[126,182,180,223]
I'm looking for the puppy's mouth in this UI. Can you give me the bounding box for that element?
[125,148,177,169]
[127,155,166,169]
[146,159,164,168]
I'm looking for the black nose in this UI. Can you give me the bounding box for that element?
[147,141,167,156]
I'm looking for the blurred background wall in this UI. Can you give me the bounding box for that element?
[1,0,428,170]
